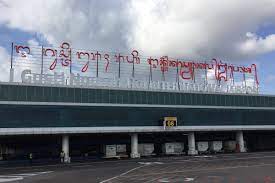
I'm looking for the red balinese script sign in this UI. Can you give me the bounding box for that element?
[12,42,259,86]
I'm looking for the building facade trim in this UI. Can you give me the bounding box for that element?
[0,101,275,110]
[0,125,275,135]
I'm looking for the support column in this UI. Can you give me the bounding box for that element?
[130,133,140,158]
[236,131,246,153]
[62,135,70,163]
[188,132,198,155]
[9,68,14,82]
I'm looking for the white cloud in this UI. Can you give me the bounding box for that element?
[0,0,131,50]
[240,32,275,56]
[27,39,39,46]
[0,0,275,60]
[128,0,275,60]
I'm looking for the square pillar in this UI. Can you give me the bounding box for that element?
[130,133,140,158]
[236,131,246,153]
[188,132,198,155]
[62,135,70,163]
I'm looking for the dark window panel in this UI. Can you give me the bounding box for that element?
[0,84,274,107]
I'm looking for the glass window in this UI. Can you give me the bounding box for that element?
[171,93,177,105]
[166,92,170,105]
[254,96,259,107]
[184,93,191,105]
[109,90,116,103]
[217,94,221,106]
[119,90,125,104]
[42,87,50,102]
[58,87,65,103]
[144,91,149,104]
[180,93,185,105]
[193,94,197,105]
[63,88,69,102]
[81,88,88,103]
[0,85,3,100]
[16,85,24,101]
[50,87,58,102]
[225,95,231,106]
[175,93,181,105]
[147,91,152,104]
[260,96,265,107]
[152,91,157,104]
[128,91,134,104]
[74,88,80,103]
[140,91,146,104]
[3,85,10,100]
[264,97,269,107]
[212,95,217,106]
[7,85,15,101]
[269,96,273,107]
[272,97,275,107]
[244,95,248,107]
[158,92,164,105]
[247,96,252,107]
[239,95,244,106]
[196,94,202,106]
[210,94,215,106]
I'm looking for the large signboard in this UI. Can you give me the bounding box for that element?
[10,42,259,94]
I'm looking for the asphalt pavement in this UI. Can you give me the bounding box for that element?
[0,151,275,182]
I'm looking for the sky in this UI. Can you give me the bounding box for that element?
[0,0,275,94]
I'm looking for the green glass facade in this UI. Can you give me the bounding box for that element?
[0,83,274,128]
[0,84,274,107]
[0,105,274,128]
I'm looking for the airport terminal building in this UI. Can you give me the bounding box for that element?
[0,82,275,161]
[1,42,274,162]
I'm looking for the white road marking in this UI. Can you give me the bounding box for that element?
[138,162,164,165]
[144,176,164,183]
[0,151,273,171]
[138,162,152,165]
[123,162,275,178]
[12,173,37,176]
[100,154,275,182]
[0,159,142,171]
[136,155,275,167]
[175,155,275,163]
[194,155,212,158]
[158,178,170,182]
[184,177,195,181]
[13,171,53,177]
[0,176,23,182]
[99,164,151,183]
[0,171,53,183]
[215,151,275,158]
